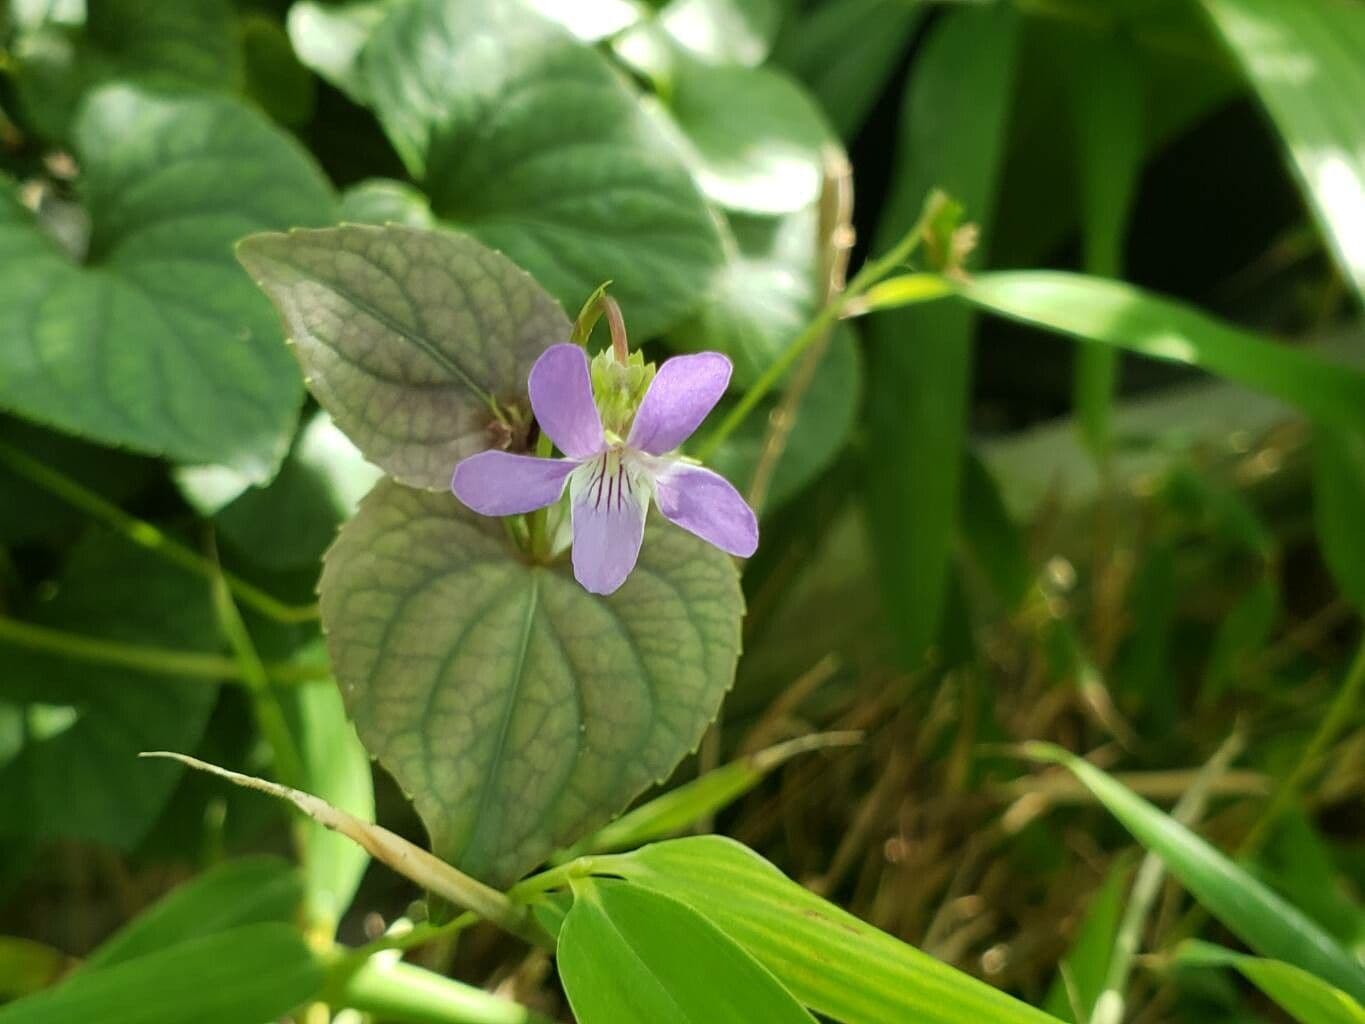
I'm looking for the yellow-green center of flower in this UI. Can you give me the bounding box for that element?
[590,348,655,437]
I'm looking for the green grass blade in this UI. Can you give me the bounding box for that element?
[1178,941,1365,1024]
[1027,744,1365,1004]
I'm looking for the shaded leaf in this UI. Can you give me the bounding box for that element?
[319,481,743,887]
[1043,863,1129,1021]
[238,224,568,491]
[1314,425,1365,612]
[0,924,322,1024]
[0,531,221,848]
[0,85,333,481]
[361,0,724,338]
[86,857,302,969]
[558,878,815,1024]
[862,3,1020,666]
[1029,745,1365,1004]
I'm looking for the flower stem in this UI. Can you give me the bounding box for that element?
[693,191,946,462]
[0,615,331,685]
[0,439,318,624]
[326,954,555,1024]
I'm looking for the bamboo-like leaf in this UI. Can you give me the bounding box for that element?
[1178,941,1365,1024]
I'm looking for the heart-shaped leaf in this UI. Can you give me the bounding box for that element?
[360,0,724,338]
[0,85,334,481]
[237,224,570,491]
[319,481,744,887]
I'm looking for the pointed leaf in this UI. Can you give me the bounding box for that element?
[558,878,815,1024]
[238,224,570,491]
[1178,942,1365,1024]
[608,836,1062,1024]
[319,481,743,887]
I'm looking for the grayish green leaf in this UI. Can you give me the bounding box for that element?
[0,85,334,481]
[361,0,724,338]
[608,836,1062,1024]
[0,924,322,1024]
[558,878,816,1023]
[238,224,568,491]
[319,481,743,887]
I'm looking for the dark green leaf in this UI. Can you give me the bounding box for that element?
[608,836,1062,1024]
[1314,425,1365,611]
[0,531,221,848]
[319,481,744,887]
[0,924,322,1024]
[361,0,724,338]
[0,85,334,481]
[240,12,315,128]
[1201,0,1365,302]
[775,0,928,141]
[238,224,568,491]
[11,0,242,140]
[87,857,303,969]
[215,412,383,571]
[558,878,815,1023]
[955,272,1365,435]
[1029,745,1365,1004]
[863,3,1020,666]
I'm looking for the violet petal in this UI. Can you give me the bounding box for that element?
[529,343,604,459]
[627,352,732,455]
[655,462,758,558]
[452,450,578,516]
[569,456,648,595]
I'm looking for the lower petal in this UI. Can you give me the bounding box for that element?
[451,451,577,516]
[570,456,649,595]
[654,463,758,558]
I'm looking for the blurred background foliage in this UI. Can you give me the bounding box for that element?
[0,0,1363,1021]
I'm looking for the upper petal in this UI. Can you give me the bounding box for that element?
[529,343,604,459]
[570,455,649,595]
[654,462,758,558]
[452,450,577,516]
[627,352,732,455]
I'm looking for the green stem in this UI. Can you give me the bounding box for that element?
[0,440,318,624]
[507,855,601,903]
[327,956,555,1024]
[693,198,939,462]
[0,615,330,685]
[349,912,478,960]
[210,569,308,788]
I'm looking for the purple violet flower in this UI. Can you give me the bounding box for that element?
[452,343,758,595]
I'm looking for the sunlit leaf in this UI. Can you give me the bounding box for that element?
[238,224,568,492]
[1178,941,1365,1024]
[361,0,724,338]
[286,0,390,103]
[559,878,815,1023]
[0,85,333,481]
[608,836,1062,1024]
[1201,0,1365,302]
[319,481,743,887]
[953,272,1365,435]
